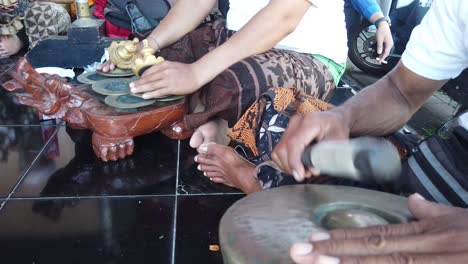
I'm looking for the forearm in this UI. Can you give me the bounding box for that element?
[334,63,446,136]
[334,76,414,136]
[351,0,381,21]
[147,0,216,50]
[193,0,311,86]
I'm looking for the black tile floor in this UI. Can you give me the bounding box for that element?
[0,57,355,264]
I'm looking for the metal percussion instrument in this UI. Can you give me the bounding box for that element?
[219,185,412,264]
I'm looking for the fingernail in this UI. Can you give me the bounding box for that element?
[142,94,149,99]
[382,60,388,64]
[412,193,426,200]
[194,155,198,162]
[197,164,202,171]
[129,82,135,88]
[376,57,381,61]
[204,172,207,176]
[310,232,330,241]
[292,170,303,182]
[292,243,313,256]
[318,255,340,264]
[199,144,209,154]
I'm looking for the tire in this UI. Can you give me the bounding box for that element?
[348,23,399,76]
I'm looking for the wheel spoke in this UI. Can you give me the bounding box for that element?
[358,50,368,56]
[358,33,367,42]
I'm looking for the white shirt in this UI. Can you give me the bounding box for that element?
[402,0,468,80]
[226,0,348,64]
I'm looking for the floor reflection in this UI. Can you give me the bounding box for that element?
[0,88,41,125]
[0,197,174,264]
[18,127,178,198]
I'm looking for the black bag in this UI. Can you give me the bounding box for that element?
[396,126,468,207]
[104,0,170,34]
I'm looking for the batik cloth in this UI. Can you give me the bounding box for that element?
[228,87,407,191]
[158,20,336,130]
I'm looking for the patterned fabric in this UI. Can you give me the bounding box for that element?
[229,87,393,191]
[228,87,333,188]
[23,2,70,48]
[229,87,332,157]
[158,20,336,130]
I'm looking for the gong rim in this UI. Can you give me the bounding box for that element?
[154,95,185,102]
[219,185,411,264]
[92,78,133,96]
[77,71,110,84]
[96,68,135,77]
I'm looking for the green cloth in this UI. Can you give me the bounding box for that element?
[312,54,346,86]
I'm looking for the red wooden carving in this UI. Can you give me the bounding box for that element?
[3,57,192,161]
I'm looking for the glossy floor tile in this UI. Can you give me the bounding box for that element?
[13,127,178,198]
[0,196,175,264]
[0,125,60,198]
[175,195,244,264]
[0,89,45,126]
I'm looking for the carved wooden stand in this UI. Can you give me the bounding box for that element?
[3,57,192,161]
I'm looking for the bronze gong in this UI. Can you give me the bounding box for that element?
[219,185,412,264]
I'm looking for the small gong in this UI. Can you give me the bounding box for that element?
[92,78,133,96]
[105,94,156,109]
[219,185,412,264]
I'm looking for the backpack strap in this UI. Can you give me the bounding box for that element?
[398,127,468,207]
[125,0,153,34]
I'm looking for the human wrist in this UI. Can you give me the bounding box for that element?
[193,52,229,87]
[374,16,391,28]
[329,106,353,133]
[191,60,212,88]
[146,35,161,51]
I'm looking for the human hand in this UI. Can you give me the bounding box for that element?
[271,110,350,182]
[0,35,23,57]
[375,22,393,64]
[290,194,468,264]
[96,60,116,72]
[129,61,202,99]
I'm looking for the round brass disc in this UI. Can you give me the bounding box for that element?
[219,185,411,264]
[105,94,156,109]
[96,68,134,77]
[92,78,133,96]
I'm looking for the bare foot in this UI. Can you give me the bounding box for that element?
[0,35,23,57]
[195,143,262,194]
[189,118,230,149]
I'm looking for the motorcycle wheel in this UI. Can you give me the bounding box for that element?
[348,23,399,76]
